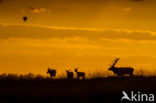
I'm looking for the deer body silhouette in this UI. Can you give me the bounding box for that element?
[66,70,74,80]
[75,68,85,79]
[108,58,134,76]
[47,67,56,78]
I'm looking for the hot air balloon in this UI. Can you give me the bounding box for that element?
[23,16,28,22]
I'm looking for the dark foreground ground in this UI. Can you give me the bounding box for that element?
[0,75,156,103]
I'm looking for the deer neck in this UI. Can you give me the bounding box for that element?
[111,66,115,68]
[111,66,116,70]
[112,67,118,73]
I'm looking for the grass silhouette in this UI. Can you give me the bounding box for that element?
[0,72,155,103]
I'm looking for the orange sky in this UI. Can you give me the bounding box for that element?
[0,0,156,76]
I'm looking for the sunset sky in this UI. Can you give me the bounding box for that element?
[0,0,156,76]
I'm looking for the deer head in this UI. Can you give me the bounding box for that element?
[66,70,70,73]
[47,67,51,73]
[108,58,120,70]
[75,68,78,72]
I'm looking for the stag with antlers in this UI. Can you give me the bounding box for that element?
[108,58,134,76]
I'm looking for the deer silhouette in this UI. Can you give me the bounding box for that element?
[66,70,74,80]
[75,68,85,79]
[47,67,56,78]
[108,58,134,76]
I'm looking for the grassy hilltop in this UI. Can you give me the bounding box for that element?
[0,74,156,103]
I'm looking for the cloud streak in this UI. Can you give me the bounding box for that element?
[28,6,50,13]
[0,24,156,42]
[123,8,132,12]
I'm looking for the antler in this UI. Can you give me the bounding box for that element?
[111,58,120,67]
[115,58,120,62]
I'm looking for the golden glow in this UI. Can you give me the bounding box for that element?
[0,0,156,76]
